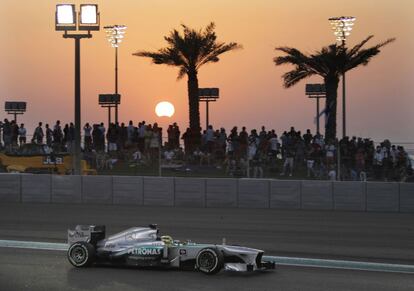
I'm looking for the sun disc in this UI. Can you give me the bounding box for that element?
[155,101,175,117]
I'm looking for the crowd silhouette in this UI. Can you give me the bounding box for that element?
[0,118,412,181]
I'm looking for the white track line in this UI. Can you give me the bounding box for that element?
[0,239,413,274]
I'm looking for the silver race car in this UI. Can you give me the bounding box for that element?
[67,224,275,274]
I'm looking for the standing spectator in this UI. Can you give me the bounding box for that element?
[217,128,227,156]
[181,128,191,156]
[68,123,75,152]
[354,148,366,181]
[325,141,336,168]
[118,123,127,150]
[62,124,69,151]
[84,123,92,150]
[167,125,174,149]
[303,129,313,146]
[45,124,53,147]
[53,120,63,151]
[150,127,160,161]
[206,125,215,153]
[10,120,18,147]
[33,122,44,144]
[138,121,146,152]
[239,126,248,159]
[172,122,180,149]
[229,127,239,158]
[106,123,118,152]
[98,123,106,150]
[18,123,26,146]
[92,124,102,151]
[252,152,264,178]
[281,146,295,177]
[127,120,135,144]
[269,133,279,157]
[373,146,384,180]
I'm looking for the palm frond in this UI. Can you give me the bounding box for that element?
[282,67,317,88]
[345,37,395,71]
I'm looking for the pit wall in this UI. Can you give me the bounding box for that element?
[0,174,413,213]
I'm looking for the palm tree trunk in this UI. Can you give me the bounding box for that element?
[187,69,201,149]
[324,76,339,141]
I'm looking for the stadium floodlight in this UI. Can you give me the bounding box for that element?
[329,16,356,44]
[104,25,127,48]
[55,4,76,30]
[328,16,356,139]
[104,25,127,124]
[79,4,100,31]
[55,4,99,175]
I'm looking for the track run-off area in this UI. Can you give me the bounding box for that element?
[0,203,413,290]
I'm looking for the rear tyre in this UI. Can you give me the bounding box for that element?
[196,248,223,274]
[67,242,95,267]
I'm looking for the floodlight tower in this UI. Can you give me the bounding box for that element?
[104,25,127,124]
[329,16,356,138]
[55,4,100,174]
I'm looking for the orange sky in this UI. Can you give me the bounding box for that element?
[0,0,413,142]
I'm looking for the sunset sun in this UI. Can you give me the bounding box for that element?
[155,101,175,117]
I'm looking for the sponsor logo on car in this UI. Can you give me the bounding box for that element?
[128,247,162,256]
[179,249,187,255]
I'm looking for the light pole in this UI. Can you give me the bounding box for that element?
[104,25,127,125]
[55,4,100,175]
[198,88,219,129]
[5,102,27,122]
[305,84,326,134]
[329,16,356,138]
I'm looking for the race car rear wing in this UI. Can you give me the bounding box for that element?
[68,225,105,245]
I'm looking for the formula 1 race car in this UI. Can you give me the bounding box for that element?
[67,224,275,274]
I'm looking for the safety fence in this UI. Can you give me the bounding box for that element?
[0,174,413,213]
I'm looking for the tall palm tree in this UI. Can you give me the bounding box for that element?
[133,22,241,146]
[274,35,395,140]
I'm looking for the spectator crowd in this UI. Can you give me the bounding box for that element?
[0,118,412,182]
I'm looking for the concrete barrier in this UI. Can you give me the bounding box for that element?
[333,182,366,211]
[398,183,414,213]
[0,174,21,202]
[301,181,333,210]
[52,175,82,204]
[174,178,205,207]
[270,180,301,209]
[206,179,237,208]
[366,182,399,212]
[82,176,113,204]
[143,177,174,206]
[238,179,270,208]
[1,173,414,213]
[21,174,51,203]
[112,176,143,205]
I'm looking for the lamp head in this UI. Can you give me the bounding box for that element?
[329,16,356,43]
[55,4,76,31]
[79,4,100,31]
[104,25,127,48]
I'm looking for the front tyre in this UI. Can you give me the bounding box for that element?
[67,242,95,267]
[196,248,223,274]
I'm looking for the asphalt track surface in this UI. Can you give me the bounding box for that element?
[0,203,413,290]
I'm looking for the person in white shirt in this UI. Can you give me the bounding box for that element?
[83,123,92,150]
[127,120,135,143]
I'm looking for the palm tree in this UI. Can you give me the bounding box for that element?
[274,35,395,140]
[133,22,241,147]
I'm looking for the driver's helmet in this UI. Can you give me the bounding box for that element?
[161,235,173,245]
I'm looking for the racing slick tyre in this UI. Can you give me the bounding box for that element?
[67,242,95,267]
[196,248,224,275]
